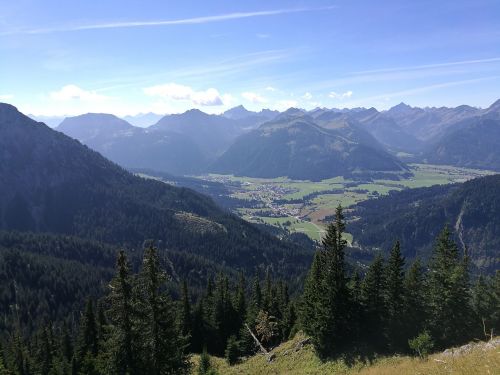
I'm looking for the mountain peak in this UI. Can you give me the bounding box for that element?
[388,102,412,112]
[486,98,500,112]
[223,105,253,119]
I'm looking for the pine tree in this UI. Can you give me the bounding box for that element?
[136,246,189,374]
[179,280,192,348]
[77,300,98,358]
[361,253,386,350]
[403,259,426,346]
[301,205,351,358]
[385,241,406,351]
[427,226,472,348]
[472,275,495,339]
[105,250,137,375]
[492,271,500,334]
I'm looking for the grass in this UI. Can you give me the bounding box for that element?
[190,333,500,375]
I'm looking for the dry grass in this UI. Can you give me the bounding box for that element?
[191,333,500,375]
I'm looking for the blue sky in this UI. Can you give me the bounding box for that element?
[1,0,500,116]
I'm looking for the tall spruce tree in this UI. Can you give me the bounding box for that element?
[385,241,406,351]
[361,253,386,350]
[136,246,189,374]
[179,280,192,349]
[403,259,426,346]
[106,250,137,375]
[427,226,472,348]
[301,205,351,359]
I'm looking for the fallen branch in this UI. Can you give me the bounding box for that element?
[245,323,274,362]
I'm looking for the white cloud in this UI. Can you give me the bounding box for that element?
[242,92,266,104]
[50,84,109,101]
[265,86,277,92]
[0,94,13,100]
[329,90,353,99]
[256,33,270,39]
[302,92,313,100]
[144,83,224,106]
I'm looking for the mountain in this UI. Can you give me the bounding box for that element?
[151,109,244,159]
[123,112,164,127]
[58,113,135,141]
[422,100,500,170]
[57,113,206,175]
[211,111,408,181]
[349,174,500,273]
[383,102,480,141]
[223,105,279,129]
[0,103,311,280]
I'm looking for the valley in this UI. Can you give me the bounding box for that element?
[191,164,494,242]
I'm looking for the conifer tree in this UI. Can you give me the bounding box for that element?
[136,246,189,374]
[385,241,406,351]
[77,300,98,358]
[106,250,137,375]
[179,280,192,348]
[427,226,472,347]
[361,253,386,349]
[403,259,426,345]
[472,275,495,339]
[301,205,351,358]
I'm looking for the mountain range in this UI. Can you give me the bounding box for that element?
[51,100,500,180]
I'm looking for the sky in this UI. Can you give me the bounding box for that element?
[1,0,500,117]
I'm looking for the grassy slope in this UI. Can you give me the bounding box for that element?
[192,333,500,375]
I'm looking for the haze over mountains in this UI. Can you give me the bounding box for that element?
[51,99,500,180]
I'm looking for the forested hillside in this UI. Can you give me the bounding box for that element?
[0,104,311,282]
[349,174,500,272]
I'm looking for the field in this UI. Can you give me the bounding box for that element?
[195,164,494,242]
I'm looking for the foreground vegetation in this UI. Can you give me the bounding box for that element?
[194,333,500,375]
[1,207,498,375]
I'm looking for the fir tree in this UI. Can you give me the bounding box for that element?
[179,280,192,348]
[472,275,495,339]
[105,250,137,375]
[361,253,386,350]
[403,259,426,346]
[77,300,98,358]
[385,241,406,351]
[427,226,472,347]
[301,206,351,358]
[136,246,189,374]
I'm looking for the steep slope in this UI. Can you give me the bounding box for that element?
[57,113,206,175]
[151,109,244,159]
[211,112,408,181]
[349,174,500,272]
[424,118,500,170]
[0,103,311,278]
[123,112,164,127]
[423,100,500,170]
[197,333,500,375]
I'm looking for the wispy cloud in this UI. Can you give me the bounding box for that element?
[0,94,13,100]
[0,6,335,36]
[144,82,226,106]
[329,91,353,99]
[351,57,500,76]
